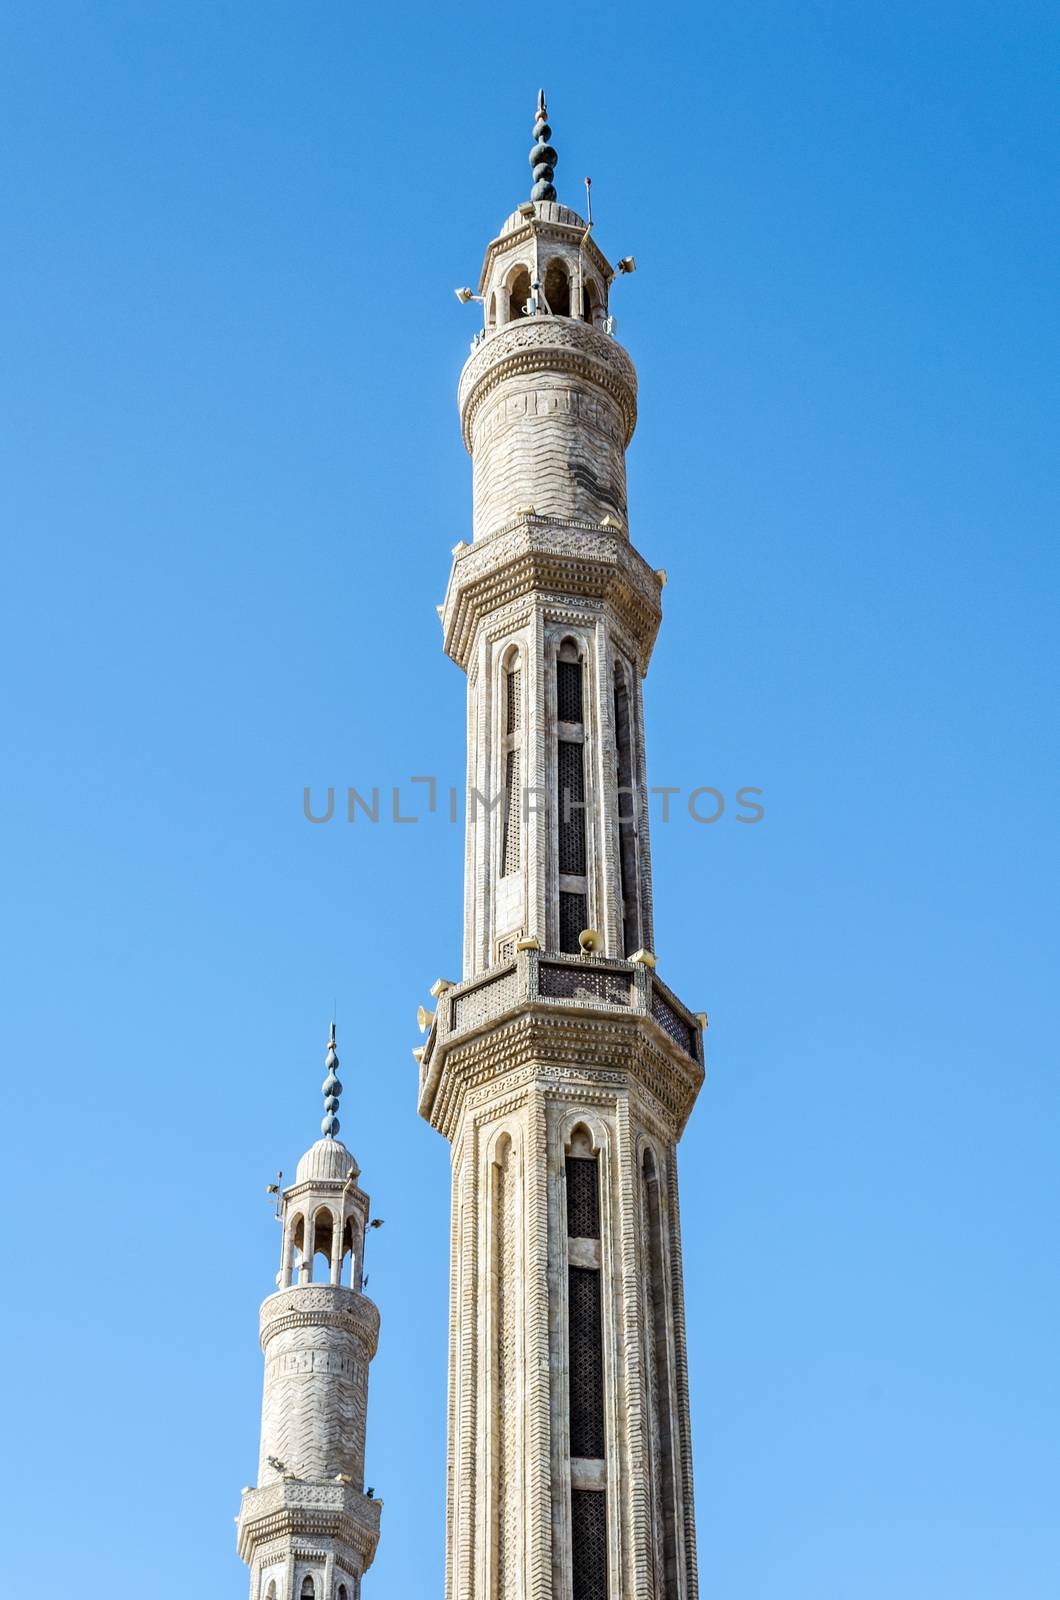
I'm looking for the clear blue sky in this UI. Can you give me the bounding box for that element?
[2,3,1058,1596]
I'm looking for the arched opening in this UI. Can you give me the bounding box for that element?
[291,1213,309,1284]
[313,1206,335,1283]
[566,1127,600,1241]
[487,292,497,331]
[342,1216,358,1288]
[507,266,531,320]
[300,1578,315,1600]
[543,258,571,317]
[582,278,597,324]
[264,1583,277,1600]
[337,1587,349,1600]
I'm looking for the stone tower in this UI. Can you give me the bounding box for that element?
[417,94,705,1600]
[238,1026,382,1600]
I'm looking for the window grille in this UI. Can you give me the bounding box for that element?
[558,658,584,723]
[558,741,586,875]
[568,1265,605,1458]
[613,667,639,955]
[506,666,521,735]
[501,748,521,875]
[559,892,586,954]
[539,963,631,1006]
[566,1156,600,1239]
[571,1490,609,1600]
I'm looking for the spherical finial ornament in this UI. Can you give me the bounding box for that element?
[320,1021,342,1139]
[529,87,557,204]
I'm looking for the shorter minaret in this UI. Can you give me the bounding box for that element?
[237,1025,382,1600]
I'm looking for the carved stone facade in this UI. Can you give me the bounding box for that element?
[422,161,704,1600]
[238,1038,382,1600]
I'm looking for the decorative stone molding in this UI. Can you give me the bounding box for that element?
[459,317,637,452]
[441,516,662,671]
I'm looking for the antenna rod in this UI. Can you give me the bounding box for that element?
[584,175,593,227]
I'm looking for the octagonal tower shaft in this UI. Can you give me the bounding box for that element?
[423,141,703,1600]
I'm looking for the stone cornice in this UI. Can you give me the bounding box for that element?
[259,1284,380,1357]
[417,950,705,1143]
[441,517,662,672]
[237,1479,381,1568]
[458,318,637,452]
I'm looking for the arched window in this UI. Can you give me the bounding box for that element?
[313,1206,335,1283]
[507,266,531,320]
[500,648,522,880]
[487,292,497,331]
[543,258,571,317]
[264,1582,277,1600]
[338,1585,349,1600]
[291,1213,309,1283]
[582,278,597,325]
[300,1578,316,1600]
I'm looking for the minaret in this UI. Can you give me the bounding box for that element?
[419,95,705,1600]
[238,1025,382,1600]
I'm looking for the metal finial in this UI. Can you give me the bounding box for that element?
[529,88,557,204]
[321,1020,342,1138]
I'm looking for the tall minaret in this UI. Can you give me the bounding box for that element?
[418,94,705,1600]
[238,1026,382,1600]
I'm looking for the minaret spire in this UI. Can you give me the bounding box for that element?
[236,1022,382,1596]
[529,87,558,203]
[422,95,705,1600]
[321,1019,342,1137]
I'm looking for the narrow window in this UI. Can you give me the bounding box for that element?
[300,1580,315,1600]
[571,1488,609,1600]
[643,1148,678,1599]
[338,1585,349,1600]
[566,1154,600,1240]
[556,646,588,953]
[560,891,587,955]
[264,1584,277,1600]
[568,1266,605,1457]
[613,665,640,956]
[558,741,586,876]
[582,280,597,326]
[501,654,522,878]
[557,658,584,722]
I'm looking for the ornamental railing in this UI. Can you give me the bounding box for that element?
[418,947,703,1099]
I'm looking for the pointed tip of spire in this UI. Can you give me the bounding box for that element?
[530,89,557,204]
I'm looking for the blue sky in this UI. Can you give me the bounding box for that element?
[2,3,1058,1596]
